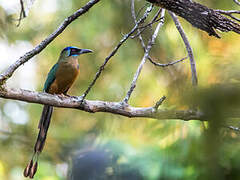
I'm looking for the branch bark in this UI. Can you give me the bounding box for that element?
[0,0,100,85]
[0,87,205,121]
[146,0,240,38]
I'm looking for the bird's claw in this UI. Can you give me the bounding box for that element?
[58,93,71,98]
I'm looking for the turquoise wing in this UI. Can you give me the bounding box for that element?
[43,63,59,92]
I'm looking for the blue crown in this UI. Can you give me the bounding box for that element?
[63,46,79,51]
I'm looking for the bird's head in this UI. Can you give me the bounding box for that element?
[60,46,93,59]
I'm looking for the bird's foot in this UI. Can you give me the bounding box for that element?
[58,93,71,99]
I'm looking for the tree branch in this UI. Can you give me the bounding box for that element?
[131,7,162,39]
[123,8,165,103]
[146,0,240,38]
[234,0,240,6]
[227,125,240,132]
[215,10,240,23]
[131,1,187,68]
[81,4,153,102]
[17,0,26,27]
[0,0,100,85]
[169,12,198,86]
[0,87,205,121]
[148,56,188,67]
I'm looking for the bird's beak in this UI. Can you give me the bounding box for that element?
[79,49,93,55]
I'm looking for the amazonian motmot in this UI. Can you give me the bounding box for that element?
[23,46,93,178]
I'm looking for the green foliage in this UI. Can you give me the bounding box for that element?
[0,0,240,179]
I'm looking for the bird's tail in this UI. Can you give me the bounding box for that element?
[23,105,53,178]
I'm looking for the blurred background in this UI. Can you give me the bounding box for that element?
[0,0,240,179]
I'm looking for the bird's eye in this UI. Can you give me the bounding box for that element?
[71,49,77,53]
[69,48,79,56]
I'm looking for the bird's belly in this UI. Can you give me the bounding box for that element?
[49,62,79,94]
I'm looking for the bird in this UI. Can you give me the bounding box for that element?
[23,46,93,178]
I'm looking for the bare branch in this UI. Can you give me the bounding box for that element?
[131,8,162,39]
[153,96,166,111]
[148,56,188,67]
[17,0,27,27]
[136,3,148,19]
[138,17,163,29]
[131,1,186,68]
[234,0,240,6]
[123,9,165,103]
[0,0,100,85]
[131,0,147,48]
[0,87,205,121]
[147,0,240,38]
[228,125,240,132]
[215,10,240,23]
[81,5,153,102]
[169,12,198,87]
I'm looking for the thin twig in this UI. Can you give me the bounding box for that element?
[131,1,185,68]
[136,3,148,19]
[148,56,188,67]
[123,9,165,103]
[0,0,100,85]
[169,12,198,87]
[215,10,240,23]
[140,7,162,29]
[131,8,162,39]
[233,0,240,6]
[131,0,147,46]
[17,0,27,27]
[131,17,163,39]
[80,5,153,103]
[138,17,163,29]
[227,125,240,132]
[153,96,166,111]
[131,19,160,39]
